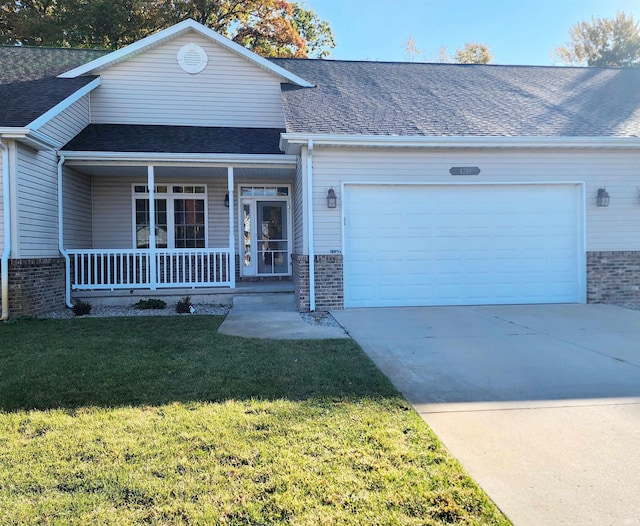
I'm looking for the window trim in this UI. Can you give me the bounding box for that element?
[131,183,209,249]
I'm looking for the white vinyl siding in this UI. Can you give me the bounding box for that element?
[92,177,135,248]
[63,168,92,248]
[90,31,286,128]
[15,146,59,257]
[293,154,305,254]
[37,95,91,145]
[0,149,4,252]
[311,147,640,254]
[92,176,229,249]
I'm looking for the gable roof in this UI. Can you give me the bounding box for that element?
[58,19,314,87]
[273,59,640,138]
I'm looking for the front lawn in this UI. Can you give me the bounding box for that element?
[0,316,509,525]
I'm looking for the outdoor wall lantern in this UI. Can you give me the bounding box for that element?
[596,188,610,207]
[224,193,229,207]
[327,188,337,208]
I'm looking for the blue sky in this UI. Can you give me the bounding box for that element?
[308,0,640,65]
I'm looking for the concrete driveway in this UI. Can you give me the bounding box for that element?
[332,304,640,526]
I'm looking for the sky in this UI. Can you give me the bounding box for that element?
[307,0,640,65]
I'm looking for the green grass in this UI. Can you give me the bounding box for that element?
[0,316,510,525]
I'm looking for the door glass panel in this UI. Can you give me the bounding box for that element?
[243,204,252,268]
[257,202,288,274]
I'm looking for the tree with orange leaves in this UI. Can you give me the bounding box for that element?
[0,0,335,58]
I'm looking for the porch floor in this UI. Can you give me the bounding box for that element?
[72,280,294,307]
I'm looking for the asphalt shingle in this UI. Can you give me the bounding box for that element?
[0,46,108,127]
[272,59,640,137]
[3,45,640,139]
[62,124,286,154]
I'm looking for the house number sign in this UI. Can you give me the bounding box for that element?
[449,166,481,176]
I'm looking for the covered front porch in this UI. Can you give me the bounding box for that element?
[59,146,297,303]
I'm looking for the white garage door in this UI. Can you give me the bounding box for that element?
[343,184,584,308]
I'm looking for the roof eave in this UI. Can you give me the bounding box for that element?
[280,134,640,154]
[57,19,314,88]
[0,128,62,150]
[60,150,298,167]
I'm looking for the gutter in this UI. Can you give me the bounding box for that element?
[280,134,640,154]
[61,151,297,166]
[1,139,10,320]
[306,139,315,312]
[57,155,72,308]
[0,128,61,150]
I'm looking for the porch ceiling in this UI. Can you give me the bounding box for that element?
[65,163,295,180]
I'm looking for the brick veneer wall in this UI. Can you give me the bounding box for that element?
[587,251,640,304]
[1,258,66,317]
[292,254,343,312]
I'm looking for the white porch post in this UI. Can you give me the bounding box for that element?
[147,165,157,290]
[227,166,236,288]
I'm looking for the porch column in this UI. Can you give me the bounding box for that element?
[228,166,236,288]
[147,165,157,290]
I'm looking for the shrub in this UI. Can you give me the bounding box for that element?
[176,296,192,314]
[72,300,92,317]
[133,298,167,310]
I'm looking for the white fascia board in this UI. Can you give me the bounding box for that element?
[58,19,314,88]
[0,128,61,150]
[280,133,640,153]
[61,150,298,166]
[26,78,101,130]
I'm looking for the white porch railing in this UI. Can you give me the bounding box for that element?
[68,248,233,290]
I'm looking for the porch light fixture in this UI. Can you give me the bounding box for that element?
[596,188,610,207]
[224,193,229,207]
[326,188,337,208]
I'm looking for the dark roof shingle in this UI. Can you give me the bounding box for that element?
[0,46,108,127]
[272,59,640,137]
[62,124,286,154]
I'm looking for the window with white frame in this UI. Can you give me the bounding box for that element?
[133,185,207,249]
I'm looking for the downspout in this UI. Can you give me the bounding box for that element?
[306,140,316,311]
[1,139,10,319]
[57,154,73,308]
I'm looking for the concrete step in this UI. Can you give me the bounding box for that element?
[232,292,296,311]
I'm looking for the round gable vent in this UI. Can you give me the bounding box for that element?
[177,43,208,74]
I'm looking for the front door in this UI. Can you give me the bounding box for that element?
[240,187,291,276]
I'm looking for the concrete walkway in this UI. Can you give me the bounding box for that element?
[218,294,348,339]
[332,304,640,526]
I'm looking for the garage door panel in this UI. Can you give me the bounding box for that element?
[344,184,583,308]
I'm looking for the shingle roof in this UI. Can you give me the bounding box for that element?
[272,59,640,137]
[0,47,108,127]
[62,124,286,154]
[0,76,98,127]
[0,46,109,83]
[4,45,640,139]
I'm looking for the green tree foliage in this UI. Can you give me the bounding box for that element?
[454,42,493,64]
[554,12,640,67]
[0,0,335,58]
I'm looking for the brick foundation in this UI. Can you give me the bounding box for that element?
[292,254,343,312]
[1,258,66,317]
[587,251,640,304]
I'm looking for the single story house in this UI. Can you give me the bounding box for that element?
[1,19,640,319]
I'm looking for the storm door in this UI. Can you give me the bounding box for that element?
[240,186,291,276]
